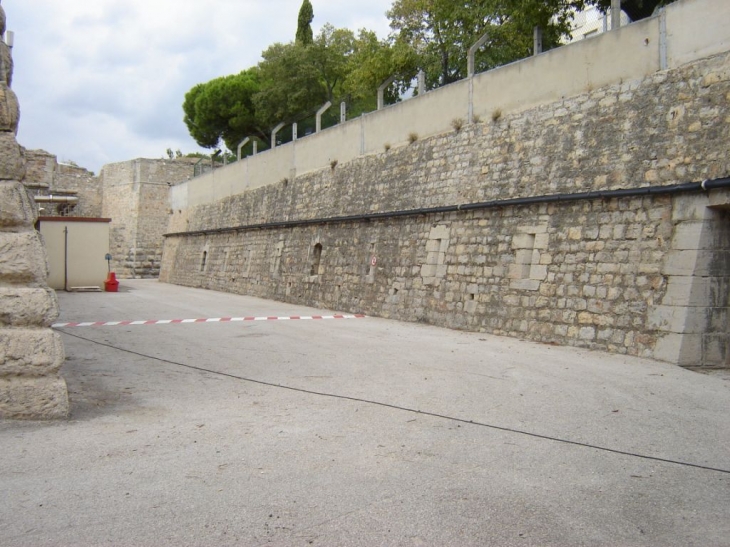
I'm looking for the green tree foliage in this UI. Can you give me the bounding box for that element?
[296,0,314,45]
[343,29,419,112]
[387,0,680,89]
[253,42,325,126]
[255,25,394,130]
[183,69,265,151]
[387,0,585,88]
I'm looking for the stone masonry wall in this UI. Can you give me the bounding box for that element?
[102,158,194,278]
[161,52,730,368]
[24,149,101,218]
[0,3,68,418]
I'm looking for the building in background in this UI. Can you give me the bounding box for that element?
[23,153,197,281]
[567,5,632,42]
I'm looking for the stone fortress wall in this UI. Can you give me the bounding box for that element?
[100,158,196,278]
[160,0,730,369]
[20,152,197,279]
[24,149,101,218]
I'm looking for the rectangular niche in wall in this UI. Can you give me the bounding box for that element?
[421,225,450,286]
[242,247,253,278]
[508,224,549,291]
[271,241,284,278]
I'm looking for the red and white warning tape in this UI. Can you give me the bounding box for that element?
[53,314,366,329]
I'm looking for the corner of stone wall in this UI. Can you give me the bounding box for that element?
[651,192,730,367]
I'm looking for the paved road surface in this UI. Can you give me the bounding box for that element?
[1,279,729,546]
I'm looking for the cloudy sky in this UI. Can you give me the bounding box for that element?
[4,0,393,174]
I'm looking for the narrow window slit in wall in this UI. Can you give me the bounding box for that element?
[310,243,322,276]
[200,250,207,272]
[368,243,376,277]
[243,248,253,278]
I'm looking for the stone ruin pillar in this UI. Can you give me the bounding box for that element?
[0,1,69,418]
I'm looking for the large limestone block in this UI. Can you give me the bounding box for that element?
[0,41,12,88]
[0,131,24,180]
[0,375,69,419]
[0,230,49,284]
[0,83,19,133]
[0,287,59,326]
[0,180,36,227]
[0,328,64,376]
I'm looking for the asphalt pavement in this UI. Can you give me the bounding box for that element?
[1,279,729,546]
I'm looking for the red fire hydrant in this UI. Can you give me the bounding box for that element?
[104,272,119,292]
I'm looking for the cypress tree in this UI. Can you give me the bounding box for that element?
[296,0,314,45]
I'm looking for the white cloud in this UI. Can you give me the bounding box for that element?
[3,0,392,174]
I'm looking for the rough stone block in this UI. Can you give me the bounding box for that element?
[0,132,25,181]
[529,265,548,280]
[512,234,535,249]
[662,249,728,277]
[578,327,596,340]
[708,188,730,209]
[515,249,532,264]
[420,264,436,278]
[428,225,450,241]
[0,375,69,419]
[660,276,706,307]
[0,230,49,283]
[510,279,541,291]
[0,42,12,88]
[672,221,711,250]
[507,263,525,280]
[515,224,548,234]
[0,328,65,376]
[425,239,441,253]
[646,304,711,334]
[0,287,59,326]
[0,83,19,133]
[661,249,699,276]
[702,334,729,367]
[672,194,711,222]
[0,181,36,227]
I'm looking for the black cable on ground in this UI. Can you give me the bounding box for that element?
[57,328,730,476]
